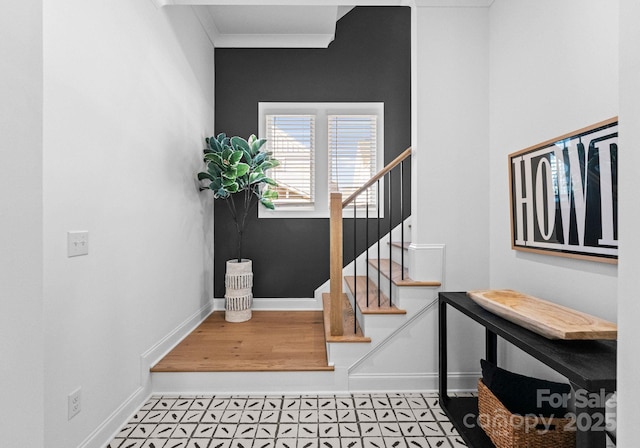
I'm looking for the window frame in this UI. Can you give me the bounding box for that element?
[258,102,384,219]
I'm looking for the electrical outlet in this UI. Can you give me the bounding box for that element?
[67,231,89,257]
[68,387,82,420]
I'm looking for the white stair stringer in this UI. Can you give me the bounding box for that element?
[342,283,435,343]
[319,214,450,392]
[325,285,441,388]
[347,294,477,393]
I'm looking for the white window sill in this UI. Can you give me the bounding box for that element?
[258,207,384,219]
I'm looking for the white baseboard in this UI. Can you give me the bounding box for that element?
[78,300,214,448]
[140,300,215,383]
[212,296,322,311]
[349,372,480,393]
[152,370,346,395]
[77,386,149,448]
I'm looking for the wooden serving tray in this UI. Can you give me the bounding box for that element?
[466,289,617,340]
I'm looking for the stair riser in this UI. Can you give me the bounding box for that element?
[358,314,407,342]
[326,343,371,366]
[152,370,348,394]
[389,245,406,263]
[365,270,437,308]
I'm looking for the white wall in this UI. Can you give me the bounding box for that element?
[616,0,640,443]
[410,3,490,383]
[489,0,619,377]
[412,5,490,291]
[42,1,214,446]
[0,0,44,446]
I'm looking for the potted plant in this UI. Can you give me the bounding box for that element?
[198,133,279,322]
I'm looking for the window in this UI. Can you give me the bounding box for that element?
[265,114,315,207]
[259,102,384,218]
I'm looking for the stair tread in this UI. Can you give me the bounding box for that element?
[322,293,371,343]
[344,276,406,315]
[368,258,441,287]
[388,241,411,249]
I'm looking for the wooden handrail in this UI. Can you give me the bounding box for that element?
[342,147,412,207]
[328,147,412,338]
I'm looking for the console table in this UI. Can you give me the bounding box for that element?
[438,291,616,448]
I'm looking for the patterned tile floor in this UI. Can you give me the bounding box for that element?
[108,393,470,448]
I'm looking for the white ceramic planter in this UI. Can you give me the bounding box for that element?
[225,259,253,322]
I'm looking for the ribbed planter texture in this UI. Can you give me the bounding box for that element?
[224,259,253,322]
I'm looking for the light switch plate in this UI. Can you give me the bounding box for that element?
[68,231,89,257]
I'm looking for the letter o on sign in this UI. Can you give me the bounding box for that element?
[535,157,555,240]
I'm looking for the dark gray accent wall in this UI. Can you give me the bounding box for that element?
[214,7,411,298]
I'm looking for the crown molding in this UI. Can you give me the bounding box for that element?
[155,0,409,6]
[215,33,335,48]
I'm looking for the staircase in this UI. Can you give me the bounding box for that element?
[319,147,444,391]
[150,146,446,395]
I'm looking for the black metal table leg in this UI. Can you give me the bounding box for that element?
[571,382,609,448]
[439,299,448,400]
[485,329,497,364]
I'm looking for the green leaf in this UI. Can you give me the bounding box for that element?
[262,188,278,200]
[253,152,267,166]
[259,160,277,171]
[216,187,230,199]
[249,172,266,184]
[221,148,233,163]
[208,177,223,189]
[222,166,238,180]
[197,172,215,182]
[207,162,222,176]
[260,198,275,210]
[209,136,224,152]
[229,150,244,166]
[264,177,277,186]
[204,152,223,166]
[231,136,251,154]
[241,149,252,164]
[222,177,236,187]
[235,162,250,177]
[251,138,267,154]
[226,183,239,193]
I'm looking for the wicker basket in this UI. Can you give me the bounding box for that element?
[477,379,575,448]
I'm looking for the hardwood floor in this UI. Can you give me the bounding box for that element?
[151,310,334,372]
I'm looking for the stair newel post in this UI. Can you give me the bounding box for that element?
[400,159,405,280]
[377,179,381,307]
[388,170,393,307]
[330,192,344,336]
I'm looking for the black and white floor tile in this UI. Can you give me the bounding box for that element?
[108,393,468,448]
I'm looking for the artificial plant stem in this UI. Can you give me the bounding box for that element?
[236,188,257,262]
[225,195,243,262]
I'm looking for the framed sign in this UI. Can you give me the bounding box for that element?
[509,118,618,263]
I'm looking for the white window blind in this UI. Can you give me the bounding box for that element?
[329,115,378,209]
[259,102,383,218]
[266,114,315,206]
